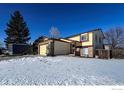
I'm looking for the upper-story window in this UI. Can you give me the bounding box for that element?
[95,35,97,42]
[95,35,98,43]
[81,33,88,41]
[99,37,102,44]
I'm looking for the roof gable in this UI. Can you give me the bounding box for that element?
[65,28,103,38]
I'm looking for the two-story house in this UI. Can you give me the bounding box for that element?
[66,29,104,57]
[38,29,104,57]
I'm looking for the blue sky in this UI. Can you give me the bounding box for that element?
[0,3,124,45]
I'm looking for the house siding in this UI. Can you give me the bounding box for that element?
[38,39,71,56]
[68,32,93,47]
[68,36,80,41]
[93,31,104,49]
[67,30,103,57]
[81,32,93,46]
[38,29,104,57]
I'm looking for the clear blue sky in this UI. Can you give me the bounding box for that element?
[0,3,124,45]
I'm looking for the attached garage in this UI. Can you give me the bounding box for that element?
[38,38,71,56]
[54,40,70,55]
[39,44,48,56]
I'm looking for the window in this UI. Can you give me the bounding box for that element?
[95,35,97,42]
[76,48,80,51]
[81,33,88,41]
[99,37,101,43]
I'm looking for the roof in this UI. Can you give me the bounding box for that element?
[49,38,74,43]
[104,44,112,46]
[60,38,80,42]
[8,43,29,45]
[65,28,103,38]
[38,38,73,44]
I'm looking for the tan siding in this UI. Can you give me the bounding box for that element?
[68,32,93,46]
[38,40,52,45]
[54,41,70,55]
[68,35,80,41]
[81,32,93,46]
[60,39,72,43]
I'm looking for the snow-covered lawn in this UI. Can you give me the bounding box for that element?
[0,56,124,85]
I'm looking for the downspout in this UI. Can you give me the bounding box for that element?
[51,39,54,56]
[53,39,54,56]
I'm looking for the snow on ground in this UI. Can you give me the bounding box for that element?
[0,56,124,85]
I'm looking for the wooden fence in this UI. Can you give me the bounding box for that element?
[112,49,124,58]
[95,49,124,59]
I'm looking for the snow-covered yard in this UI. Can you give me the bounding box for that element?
[0,56,124,85]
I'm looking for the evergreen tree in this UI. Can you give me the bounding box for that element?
[4,11,31,47]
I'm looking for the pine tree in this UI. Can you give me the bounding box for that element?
[4,11,31,47]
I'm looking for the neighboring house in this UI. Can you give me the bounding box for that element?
[104,44,112,50]
[0,47,7,55]
[8,44,31,55]
[38,29,104,57]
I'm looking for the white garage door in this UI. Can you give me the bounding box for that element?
[39,44,48,56]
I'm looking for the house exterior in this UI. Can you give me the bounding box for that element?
[38,29,104,57]
[8,44,31,55]
[66,29,104,57]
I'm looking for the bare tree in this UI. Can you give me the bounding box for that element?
[49,26,60,39]
[104,27,124,49]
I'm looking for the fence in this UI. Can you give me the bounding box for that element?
[112,49,124,58]
[95,49,124,59]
